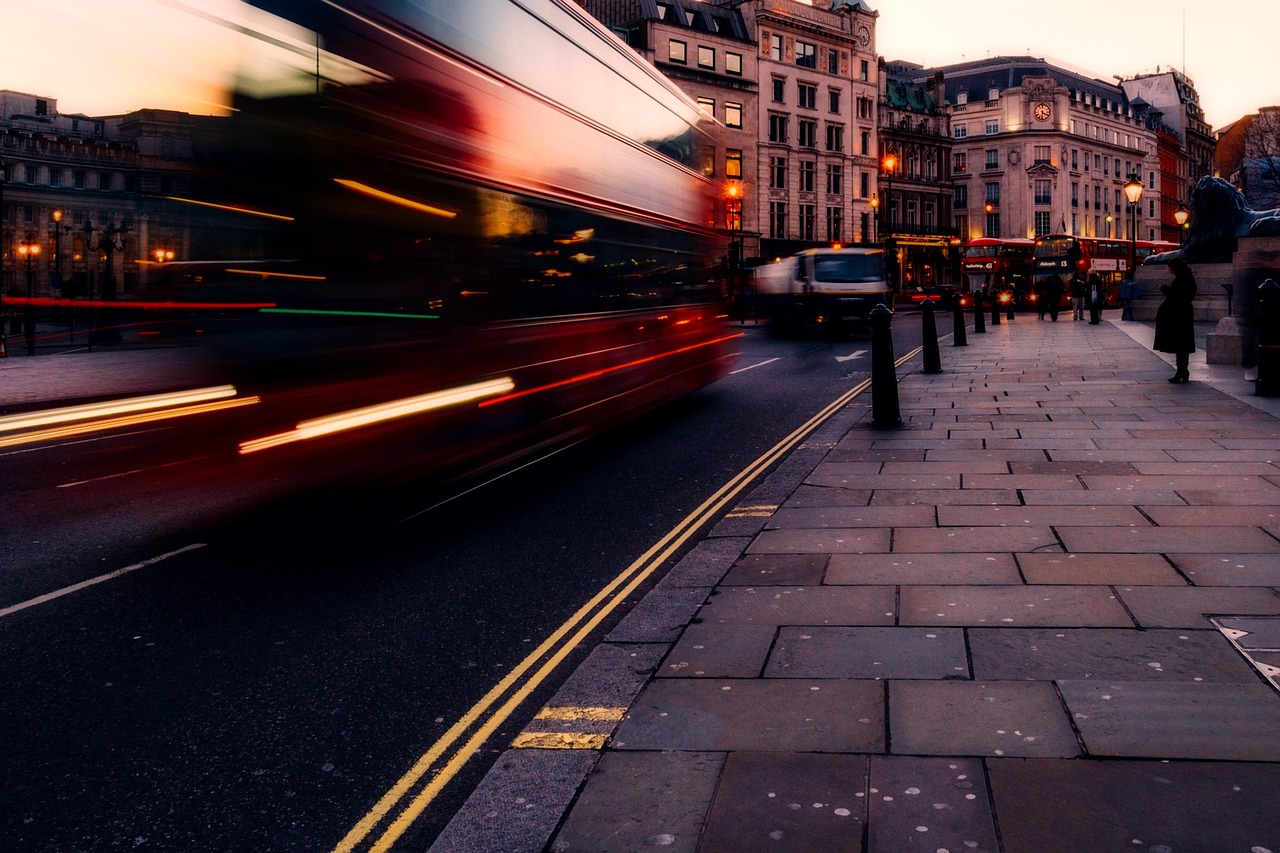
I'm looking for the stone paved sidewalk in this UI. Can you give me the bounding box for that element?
[434,316,1280,853]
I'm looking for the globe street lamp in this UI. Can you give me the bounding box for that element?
[1124,176,1144,283]
[868,194,879,243]
[1174,202,1189,246]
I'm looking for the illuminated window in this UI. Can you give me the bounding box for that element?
[669,40,686,64]
[726,149,742,179]
[726,52,742,75]
[696,97,714,118]
[698,46,715,69]
[725,102,742,129]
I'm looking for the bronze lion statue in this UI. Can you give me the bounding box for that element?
[1150,176,1280,264]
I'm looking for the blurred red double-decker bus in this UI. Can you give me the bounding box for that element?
[960,238,1035,306]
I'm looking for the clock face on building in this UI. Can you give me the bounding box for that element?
[1033,102,1051,121]
[857,26,870,47]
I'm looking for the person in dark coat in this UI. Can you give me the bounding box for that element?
[1153,257,1197,383]
[1045,273,1064,321]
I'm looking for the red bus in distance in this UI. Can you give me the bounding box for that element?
[1033,234,1178,307]
[960,238,1035,305]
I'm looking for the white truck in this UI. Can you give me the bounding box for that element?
[750,247,890,334]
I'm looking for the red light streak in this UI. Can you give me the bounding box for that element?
[478,332,743,408]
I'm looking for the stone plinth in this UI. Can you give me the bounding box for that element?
[1205,316,1243,365]
[1128,236,1280,342]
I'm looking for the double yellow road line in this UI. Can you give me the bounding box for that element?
[335,347,920,852]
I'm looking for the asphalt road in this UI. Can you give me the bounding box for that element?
[1,316,927,851]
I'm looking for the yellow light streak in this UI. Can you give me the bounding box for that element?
[333,179,458,219]
[163,196,295,221]
[224,269,328,281]
[0,386,240,433]
[238,377,514,455]
[0,397,260,449]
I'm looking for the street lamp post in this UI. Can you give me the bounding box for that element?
[1174,202,1189,246]
[1124,176,1144,285]
[869,194,879,244]
[17,233,41,355]
[724,183,744,321]
[882,153,897,290]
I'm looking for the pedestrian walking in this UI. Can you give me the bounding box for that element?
[1120,275,1137,321]
[1046,273,1064,322]
[1035,279,1048,320]
[1153,257,1197,383]
[1070,271,1087,320]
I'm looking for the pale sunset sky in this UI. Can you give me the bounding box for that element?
[2,0,1276,131]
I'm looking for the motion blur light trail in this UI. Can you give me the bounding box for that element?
[0,386,242,432]
[238,377,516,454]
[0,397,260,449]
[478,332,743,407]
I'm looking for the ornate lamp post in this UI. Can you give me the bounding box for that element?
[1174,202,1189,246]
[17,233,41,355]
[868,194,879,243]
[881,153,897,238]
[1123,176,1144,282]
[881,153,897,289]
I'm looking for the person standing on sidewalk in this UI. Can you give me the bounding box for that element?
[1046,273,1064,321]
[1070,270,1087,320]
[1153,257,1197,383]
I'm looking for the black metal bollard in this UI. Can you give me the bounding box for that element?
[952,293,968,346]
[1256,279,1280,397]
[869,303,901,427]
[921,298,942,373]
[973,290,985,333]
[991,292,1001,326]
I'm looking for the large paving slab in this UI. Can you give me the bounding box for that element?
[719,553,828,586]
[1114,586,1280,627]
[548,751,724,853]
[694,586,897,626]
[659,622,775,678]
[987,758,1280,853]
[888,681,1080,757]
[1056,524,1280,553]
[936,504,1148,527]
[611,679,885,752]
[899,585,1133,627]
[1016,552,1185,585]
[765,504,935,529]
[1167,552,1280,585]
[968,628,1259,682]
[868,488,1020,506]
[826,552,1022,585]
[765,627,969,679]
[747,527,891,554]
[698,752,866,853]
[1142,505,1280,526]
[892,525,1061,553]
[866,756,998,853]
[1058,680,1280,760]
